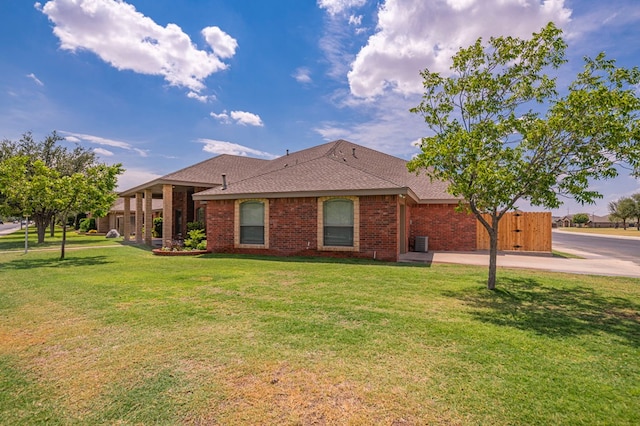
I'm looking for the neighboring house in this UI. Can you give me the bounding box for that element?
[119,140,477,261]
[96,197,163,235]
[556,214,616,228]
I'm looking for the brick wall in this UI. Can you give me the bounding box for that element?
[409,203,476,251]
[359,195,398,261]
[205,195,401,261]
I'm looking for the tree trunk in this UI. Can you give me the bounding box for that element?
[487,224,498,290]
[35,216,47,244]
[60,222,67,260]
[50,216,55,237]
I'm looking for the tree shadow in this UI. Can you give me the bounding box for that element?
[0,255,113,270]
[450,277,640,347]
[198,252,432,268]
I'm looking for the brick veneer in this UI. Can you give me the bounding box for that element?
[408,203,477,251]
[206,197,475,261]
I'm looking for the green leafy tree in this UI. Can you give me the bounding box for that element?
[608,197,636,230]
[408,23,640,290]
[572,213,590,227]
[631,193,640,230]
[54,163,122,259]
[0,131,98,243]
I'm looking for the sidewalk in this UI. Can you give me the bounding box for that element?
[401,249,640,278]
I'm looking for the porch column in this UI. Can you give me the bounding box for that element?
[135,192,143,244]
[123,196,131,241]
[162,184,173,246]
[144,189,153,246]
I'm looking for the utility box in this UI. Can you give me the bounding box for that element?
[415,236,428,252]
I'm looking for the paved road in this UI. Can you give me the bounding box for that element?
[0,223,22,236]
[553,230,640,265]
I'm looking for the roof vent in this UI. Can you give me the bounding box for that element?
[286,149,289,156]
[352,147,356,157]
[221,174,227,190]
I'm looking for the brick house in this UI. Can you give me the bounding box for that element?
[119,140,477,261]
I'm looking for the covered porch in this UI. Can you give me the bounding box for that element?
[118,182,208,247]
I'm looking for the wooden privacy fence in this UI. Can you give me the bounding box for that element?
[476,212,552,252]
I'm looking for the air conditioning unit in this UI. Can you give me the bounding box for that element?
[415,236,428,252]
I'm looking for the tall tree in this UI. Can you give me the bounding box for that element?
[0,131,98,243]
[408,23,640,289]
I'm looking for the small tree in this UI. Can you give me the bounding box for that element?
[572,213,590,227]
[608,198,636,230]
[55,163,122,259]
[409,23,640,290]
[631,193,640,230]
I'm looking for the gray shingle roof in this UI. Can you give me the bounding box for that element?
[193,140,456,202]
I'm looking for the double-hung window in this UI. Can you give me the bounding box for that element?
[318,197,359,251]
[323,199,354,246]
[236,200,268,248]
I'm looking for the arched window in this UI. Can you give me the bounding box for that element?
[239,200,265,245]
[323,198,354,247]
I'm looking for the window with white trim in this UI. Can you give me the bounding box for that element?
[318,197,359,251]
[235,199,269,248]
[240,201,264,244]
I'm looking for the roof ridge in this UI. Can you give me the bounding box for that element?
[221,140,344,189]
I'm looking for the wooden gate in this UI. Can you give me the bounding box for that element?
[476,212,551,252]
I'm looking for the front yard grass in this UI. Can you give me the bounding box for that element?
[0,226,125,252]
[0,246,638,425]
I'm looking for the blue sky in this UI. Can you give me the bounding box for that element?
[1,0,639,216]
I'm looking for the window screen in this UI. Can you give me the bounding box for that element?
[323,199,354,246]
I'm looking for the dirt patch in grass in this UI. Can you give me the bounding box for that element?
[179,360,461,425]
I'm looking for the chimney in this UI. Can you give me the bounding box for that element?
[221,174,227,190]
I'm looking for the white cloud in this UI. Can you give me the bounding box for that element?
[26,73,44,86]
[318,0,366,15]
[93,147,114,157]
[348,0,572,98]
[187,91,215,103]
[38,0,237,95]
[211,110,264,126]
[293,67,312,84]
[116,168,162,191]
[210,111,230,123]
[230,111,263,127]
[197,139,277,159]
[348,14,362,26]
[201,26,238,59]
[60,131,148,157]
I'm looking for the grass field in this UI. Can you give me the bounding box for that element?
[1,233,639,424]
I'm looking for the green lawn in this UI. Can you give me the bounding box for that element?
[0,226,123,253]
[1,241,638,424]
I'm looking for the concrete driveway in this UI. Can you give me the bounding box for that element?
[402,231,640,278]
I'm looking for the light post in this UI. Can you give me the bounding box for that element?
[24,215,28,254]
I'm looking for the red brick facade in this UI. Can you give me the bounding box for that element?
[408,203,477,251]
[205,196,476,261]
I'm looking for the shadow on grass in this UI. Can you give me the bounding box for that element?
[453,277,640,347]
[197,252,432,268]
[0,255,113,270]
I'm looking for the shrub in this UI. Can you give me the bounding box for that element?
[187,221,204,232]
[153,217,163,238]
[184,229,206,250]
[79,217,96,232]
[196,240,207,251]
